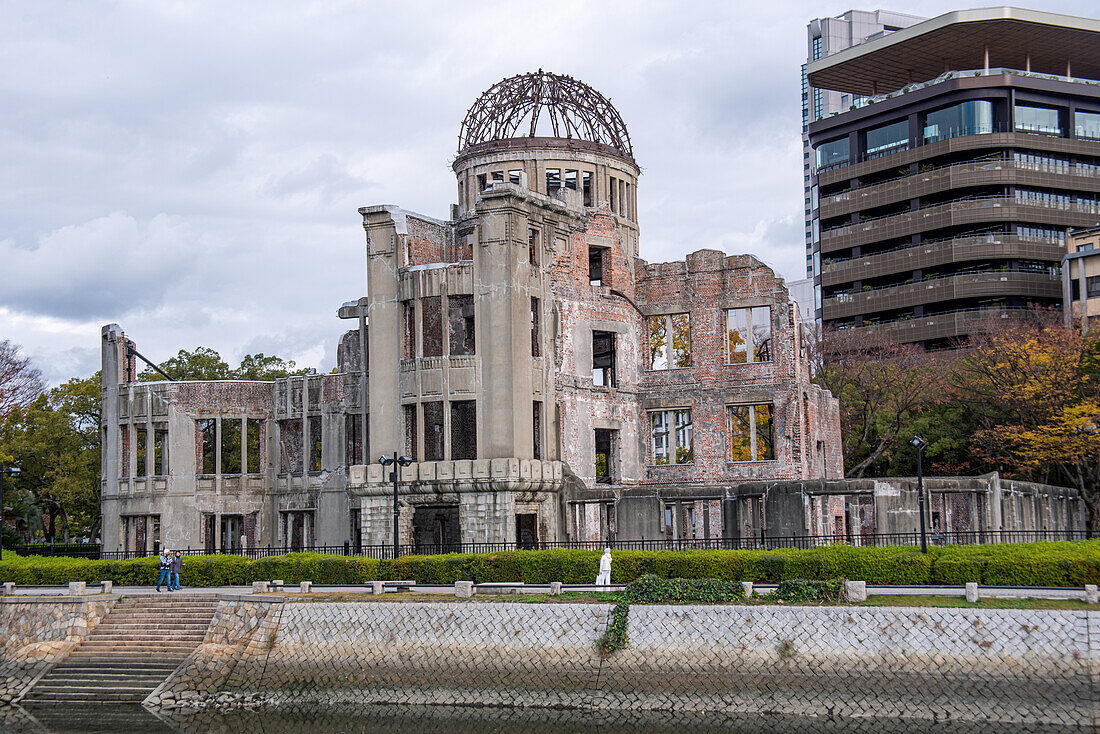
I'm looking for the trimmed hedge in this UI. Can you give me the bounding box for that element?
[2,541,1098,587]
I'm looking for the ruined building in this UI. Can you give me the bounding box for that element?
[100,71,1083,556]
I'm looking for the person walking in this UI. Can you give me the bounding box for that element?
[171,551,184,591]
[595,547,612,587]
[156,549,172,592]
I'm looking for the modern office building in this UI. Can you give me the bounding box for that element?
[807,7,1100,347]
[1064,225,1100,331]
[802,9,925,275]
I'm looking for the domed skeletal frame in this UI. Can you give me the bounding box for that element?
[458,70,634,160]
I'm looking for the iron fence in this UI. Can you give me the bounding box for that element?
[4,529,1091,561]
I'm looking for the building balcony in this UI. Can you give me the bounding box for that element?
[823,270,1061,321]
[842,307,1030,343]
[820,197,1100,252]
[820,159,1100,219]
[817,132,1100,188]
[821,235,1067,286]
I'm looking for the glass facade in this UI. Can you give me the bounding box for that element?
[1014,104,1061,135]
[922,101,993,142]
[1076,111,1100,140]
[815,137,849,168]
[865,119,909,155]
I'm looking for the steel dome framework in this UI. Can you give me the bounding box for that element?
[458,71,634,161]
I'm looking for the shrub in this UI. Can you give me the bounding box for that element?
[773,578,845,603]
[2,541,1097,587]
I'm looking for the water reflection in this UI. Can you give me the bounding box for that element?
[2,703,1090,734]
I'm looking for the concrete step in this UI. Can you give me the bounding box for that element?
[22,703,178,734]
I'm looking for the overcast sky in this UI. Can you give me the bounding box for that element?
[2,0,1096,385]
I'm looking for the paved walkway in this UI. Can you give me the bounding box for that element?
[5,582,1090,600]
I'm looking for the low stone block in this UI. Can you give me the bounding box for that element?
[101,581,112,594]
[1085,584,1098,604]
[370,580,384,595]
[965,582,979,603]
[845,580,867,603]
[68,581,86,596]
[272,579,284,588]
[299,581,312,593]
[252,581,270,594]
[2,582,14,595]
[454,581,473,598]
[742,582,753,599]
[549,582,562,596]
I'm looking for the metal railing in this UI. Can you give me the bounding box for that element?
[6,530,1090,561]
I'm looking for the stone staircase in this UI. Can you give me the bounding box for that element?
[22,594,218,707]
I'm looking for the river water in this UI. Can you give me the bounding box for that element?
[2,703,1086,734]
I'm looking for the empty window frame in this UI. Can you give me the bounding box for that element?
[528,227,539,266]
[589,246,608,285]
[531,297,541,357]
[221,418,242,474]
[246,419,262,473]
[403,404,418,459]
[402,301,416,359]
[582,171,593,206]
[609,175,617,212]
[477,173,488,191]
[423,401,445,461]
[448,295,475,356]
[198,419,216,475]
[491,170,504,183]
[509,169,522,185]
[726,306,772,364]
[345,414,364,466]
[650,409,693,465]
[450,400,477,460]
[135,426,147,477]
[728,404,775,462]
[153,425,168,476]
[564,169,578,190]
[595,428,615,484]
[421,296,443,357]
[648,313,690,369]
[308,416,322,472]
[545,168,562,195]
[532,400,542,461]
[592,330,616,387]
[279,418,303,473]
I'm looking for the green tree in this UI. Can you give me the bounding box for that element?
[234,353,311,380]
[139,346,232,381]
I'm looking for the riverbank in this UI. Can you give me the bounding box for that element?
[2,593,1096,727]
[146,597,1094,727]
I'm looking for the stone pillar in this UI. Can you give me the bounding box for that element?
[455,581,473,598]
[845,580,867,603]
[965,582,979,603]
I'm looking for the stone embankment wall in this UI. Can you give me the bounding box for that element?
[150,599,1098,727]
[0,595,116,703]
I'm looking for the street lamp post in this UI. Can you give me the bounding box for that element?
[0,466,22,562]
[378,453,413,559]
[910,435,928,553]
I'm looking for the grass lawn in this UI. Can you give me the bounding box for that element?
[861,594,1091,610]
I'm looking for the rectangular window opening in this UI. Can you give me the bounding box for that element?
[531,297,541,357]
[648,313,690,370]
[564,169,578,190]
[592,330,616,388]
[308,416,322,472]
[135,426,147,477]
[153,425,168,476]
[532,401,542,461]
[447,295,475,356]
[726,306,772,364]
[246,419,262,473]
[278,418,302,473]
[528,227,539,266]
[221,418,242,474]
[424,401,445,461]
[403,404,418,459]
[402,301,416,359]
[345,414,364,466]
[509,169,522,185]
[582,171,593,206]
[589,246,608,286]
[450,400,477,460]
[546,168,561,195]
[728,404,775,462]
[421,296,443,357]
[650,409,693,465]
[198,419,216,475]
[595,428,615,484]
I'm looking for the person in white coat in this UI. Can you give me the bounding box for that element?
[596,547,612,587]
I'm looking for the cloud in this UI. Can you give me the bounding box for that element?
[1,0,1097,384]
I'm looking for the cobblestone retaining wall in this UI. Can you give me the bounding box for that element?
[0,595,116,704]
[151,600,1098,727]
